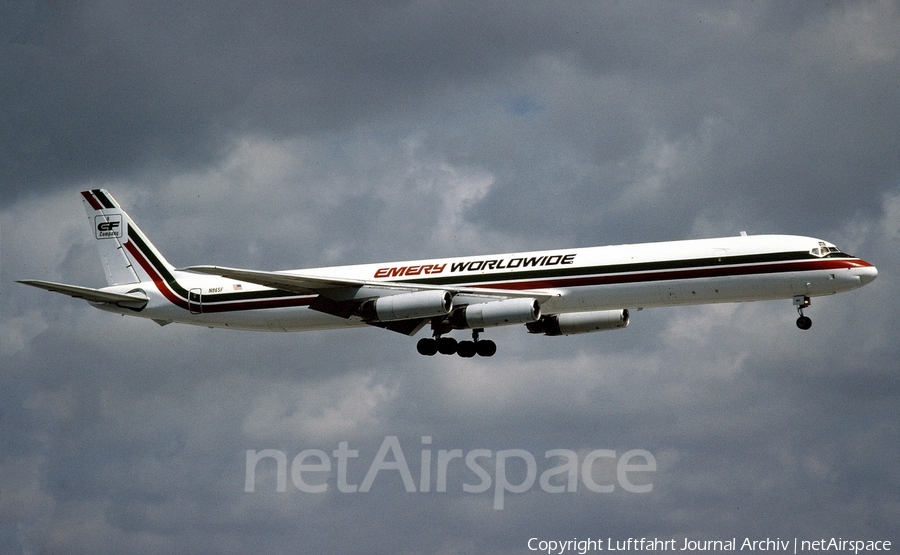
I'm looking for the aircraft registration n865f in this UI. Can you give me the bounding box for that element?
[19,189,878,357]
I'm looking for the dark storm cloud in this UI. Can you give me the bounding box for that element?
[2,1,590,198]
[452,3,900,243]
[6,1,897,238]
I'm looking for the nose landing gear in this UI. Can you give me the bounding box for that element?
[793,295,812,330]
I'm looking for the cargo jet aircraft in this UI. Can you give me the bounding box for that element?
[19,190,878,357]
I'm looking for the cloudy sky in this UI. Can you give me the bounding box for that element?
[2,1,899,553]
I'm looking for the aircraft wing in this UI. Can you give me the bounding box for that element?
[185,265,364,294]
[18,280,149,306]
[186,265,558,337]
[185,265,556,302]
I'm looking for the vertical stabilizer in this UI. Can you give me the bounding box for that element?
[80,189,176,286]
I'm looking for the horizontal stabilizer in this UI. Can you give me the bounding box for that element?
[18,280,148,307]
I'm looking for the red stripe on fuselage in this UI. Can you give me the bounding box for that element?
[122,237,872,314]
[124,240,190,309]
[468,258,871,292]
[123,240,314,312]
[197,296,315,312]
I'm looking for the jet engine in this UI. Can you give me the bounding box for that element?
[450,298,541,329]
[361,290,453,321]
[525,309,629,336]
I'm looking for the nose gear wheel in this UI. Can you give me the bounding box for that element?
[793,295,812,330]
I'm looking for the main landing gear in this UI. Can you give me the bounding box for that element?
[794,295,812,330]
[416,328,497,357]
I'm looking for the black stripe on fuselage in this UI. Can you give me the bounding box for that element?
[196,251,855,311]
[391,250,854,288]
[127,225,856,313]
[481,257,861,292]
[126,227,306,309]
[127,227,177,284]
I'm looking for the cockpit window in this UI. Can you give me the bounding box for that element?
[810,245,851,258]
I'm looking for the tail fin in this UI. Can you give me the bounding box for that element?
[80,189,176,286]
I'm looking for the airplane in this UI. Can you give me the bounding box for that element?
[19,189,878,357]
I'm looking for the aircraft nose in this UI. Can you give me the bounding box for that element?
[857,263,878,286]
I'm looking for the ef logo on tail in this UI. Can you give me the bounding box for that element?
[94,215,123,239]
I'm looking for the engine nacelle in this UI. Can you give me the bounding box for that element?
[450,298,541,329]
[363,290,453,321]
[525,309,629,336]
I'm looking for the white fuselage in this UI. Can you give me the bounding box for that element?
[96,234,877,332]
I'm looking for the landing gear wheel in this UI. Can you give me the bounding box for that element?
[423,327,497,358]
[437,336,458,355]
[475,340,497,357]
[793,295,812,331]
[417,338,438,356]
[456,340,477,358]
